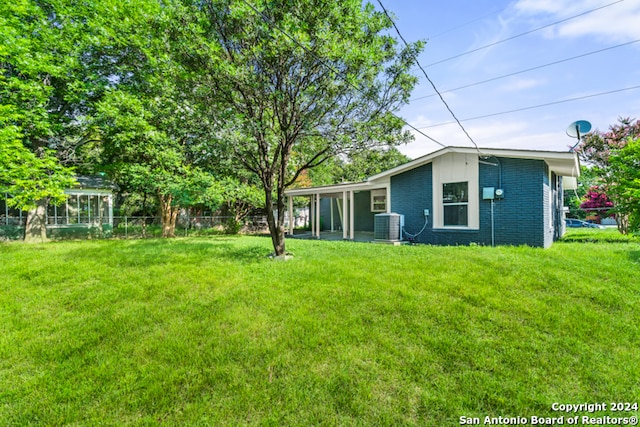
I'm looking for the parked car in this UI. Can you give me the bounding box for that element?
[565,218,605,229]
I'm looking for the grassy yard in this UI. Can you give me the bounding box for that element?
[1,230,639,426]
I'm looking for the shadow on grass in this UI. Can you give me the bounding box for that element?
[629,250,640,264]
[60,236,273,267]
[222,244,273,263]
[559,237,638,244]
[559,232,638,244]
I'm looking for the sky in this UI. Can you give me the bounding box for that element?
[376,0,640,159]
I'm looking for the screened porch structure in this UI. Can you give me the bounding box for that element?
[1,176,115,229]
[47,190,114,227]
[285,181,390,240]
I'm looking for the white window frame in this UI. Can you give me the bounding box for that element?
[442,181,469,227]
[432,153,479,229]
[370,189,387,212]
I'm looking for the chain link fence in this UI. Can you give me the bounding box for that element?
[0,215,311,241]
[111,215,273,238]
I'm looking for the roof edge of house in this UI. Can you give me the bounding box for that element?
[285,146,580,195]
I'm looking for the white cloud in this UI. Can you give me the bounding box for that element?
[499,77,545,92]
[512,0,640,41]
[514,0,568,15]
[555,4,640,41]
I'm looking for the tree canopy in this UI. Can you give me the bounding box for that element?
[0,0,89,241]
[608,138,640,233]
[173,0,421,255]
[2,0,421,250]
[577,117,640,170]
[304,146,410,187]
[576,117,640,233]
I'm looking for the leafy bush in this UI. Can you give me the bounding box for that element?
[223,217,242,234]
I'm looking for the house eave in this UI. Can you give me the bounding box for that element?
[285,146,580,196]
[366,146,580,183]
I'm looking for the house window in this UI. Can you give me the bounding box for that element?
[443,182,468,226]
[371,189,386,212]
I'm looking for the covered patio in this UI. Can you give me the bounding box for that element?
[285,181,390,241]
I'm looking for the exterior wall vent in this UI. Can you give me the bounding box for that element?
[374,213,404,241]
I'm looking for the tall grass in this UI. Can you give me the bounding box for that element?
[1,232,638,426]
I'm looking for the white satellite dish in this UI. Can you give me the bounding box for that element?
[567,120,592,151]
[566,120,592,138]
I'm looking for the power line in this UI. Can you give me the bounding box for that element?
[236,0,447,149]
[425,0,625,67]
[412,39,640,102]
[375,0,479,152]
[418,84,640,129]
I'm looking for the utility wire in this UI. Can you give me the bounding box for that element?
[418,84,640,128]
[412,39,640,102]
[425,0,625,67]
[236,0,447,149]
[375,0,480,152]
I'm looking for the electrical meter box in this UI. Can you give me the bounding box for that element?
[483,187,495,200]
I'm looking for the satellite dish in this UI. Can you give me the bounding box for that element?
[566,120,592,138]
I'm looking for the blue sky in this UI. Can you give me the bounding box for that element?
[378,0,640,158]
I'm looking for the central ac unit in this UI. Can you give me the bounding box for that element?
[374,213,404,241]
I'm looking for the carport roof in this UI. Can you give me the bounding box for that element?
[285,180,384,197]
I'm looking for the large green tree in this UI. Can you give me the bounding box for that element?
[608,138,640,233]
[1,0,156,241]
[0,121,76,241]
[175,0,421,255]
[0,1,83,241]
[577,117,640,233]
[577,117,640,170]
[96,91,211,238]
[308,146,410,186]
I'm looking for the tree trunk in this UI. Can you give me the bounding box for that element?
[616,212,629,235]
[265,189,286,256]
[24,199,48,243]
[159,193,179,238]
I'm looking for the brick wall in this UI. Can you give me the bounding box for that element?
[490,158,546,247]
[389,157,552,247]
[390,163,433,244]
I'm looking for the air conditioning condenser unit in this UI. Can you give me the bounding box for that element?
[374,213,404,242]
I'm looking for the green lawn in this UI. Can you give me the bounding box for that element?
[1,231,639,426]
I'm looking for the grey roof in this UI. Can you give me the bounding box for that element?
[73,175,118,190]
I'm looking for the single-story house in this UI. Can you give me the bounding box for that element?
[284,146,580,248]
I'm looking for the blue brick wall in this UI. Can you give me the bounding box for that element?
[390,163,433,244]
[490,158,547,247]
[389,157,552,247]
